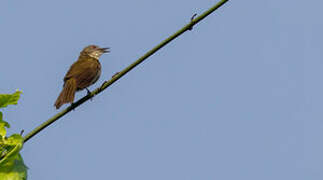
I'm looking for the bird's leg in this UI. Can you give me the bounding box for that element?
[85,88,91,95]
[85,88,93,101]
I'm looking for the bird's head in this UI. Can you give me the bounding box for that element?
[81,45,110,59]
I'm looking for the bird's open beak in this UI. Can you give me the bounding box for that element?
[100,47,110,53]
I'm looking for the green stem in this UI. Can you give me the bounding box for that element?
[23,0,229,143]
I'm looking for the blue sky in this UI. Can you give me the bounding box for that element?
[0,0,321,179]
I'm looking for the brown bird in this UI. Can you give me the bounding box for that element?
[54,45,110,109]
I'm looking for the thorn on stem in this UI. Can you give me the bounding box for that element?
[112,72,120,78]
[188,13,197,31]
[191,13,197,21]
[100,81,108,90]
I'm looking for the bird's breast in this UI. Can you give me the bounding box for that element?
[90,60,101,85]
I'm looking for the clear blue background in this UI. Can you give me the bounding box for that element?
[0,0,320,179]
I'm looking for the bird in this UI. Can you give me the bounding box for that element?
[54,45,110,109]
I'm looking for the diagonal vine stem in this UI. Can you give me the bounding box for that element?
[23,0,229,143]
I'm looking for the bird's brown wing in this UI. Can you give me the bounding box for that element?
[64,59,101,90]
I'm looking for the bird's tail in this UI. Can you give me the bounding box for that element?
[54,78,77,109]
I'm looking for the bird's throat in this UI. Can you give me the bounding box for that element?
[88,52,101,59]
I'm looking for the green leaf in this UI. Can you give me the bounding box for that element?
[0,112,10,138]
[0,90,22,109]
[0,122,8,138]
[0,154,27,180]
[0,134,23,165]
[0,90,27,180]
[0,134,27,180]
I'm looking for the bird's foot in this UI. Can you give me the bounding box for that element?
[71,102,76,111]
